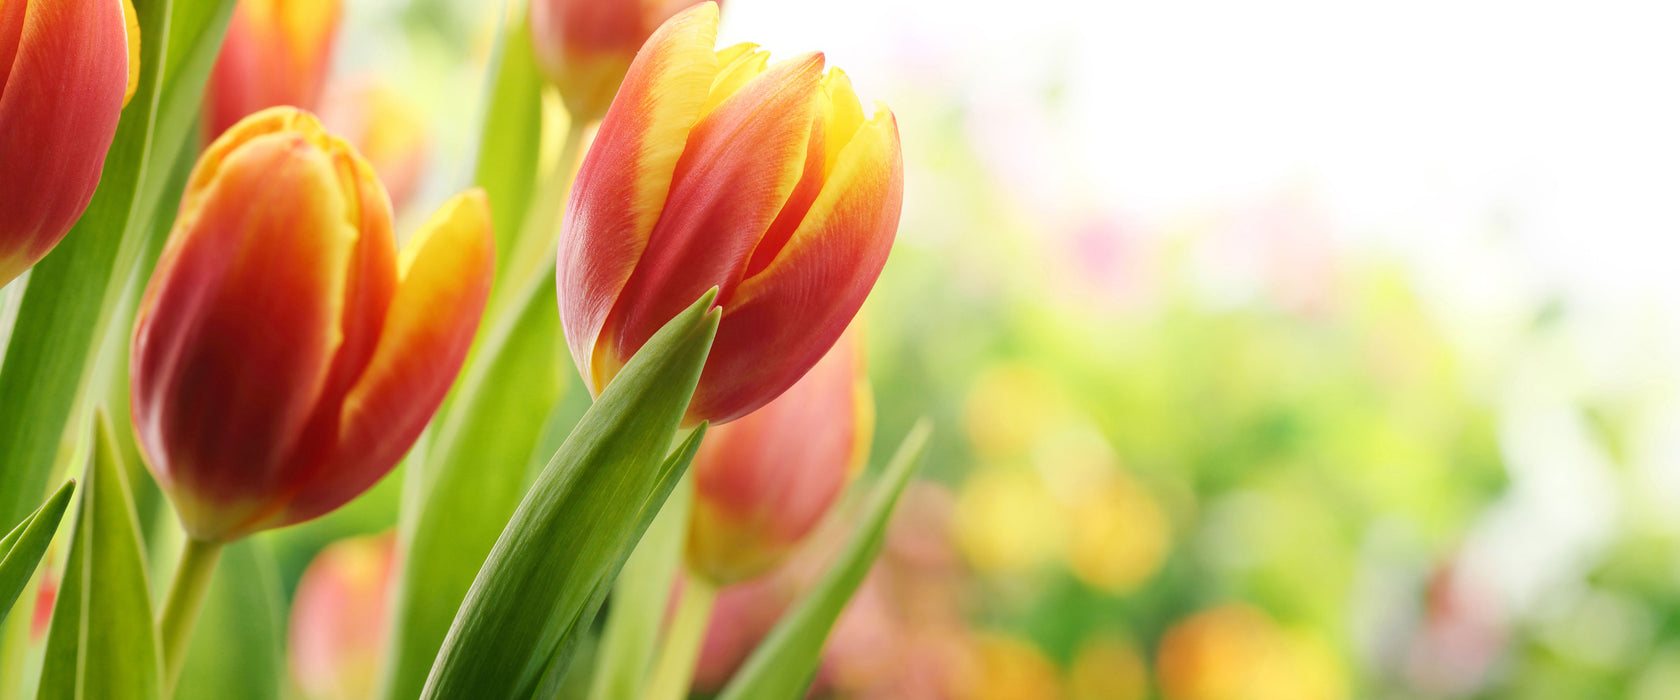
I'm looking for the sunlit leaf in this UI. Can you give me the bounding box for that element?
[716,420,933,700]
[584,474,693,700]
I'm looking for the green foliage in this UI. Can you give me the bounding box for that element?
[717,420,932,700]
[0,481,76,628]
[421,292,719,698]
[38,416,160,700]
[174,540,286,700]
[0,0,234,537]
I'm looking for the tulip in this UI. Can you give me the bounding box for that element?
[203,0,342,139]
[686,327,873,585]
[131,106,493,543]
[558,2,903,424]
[528,0,717,123]
[289,533,396,700]
[0,0,139,286]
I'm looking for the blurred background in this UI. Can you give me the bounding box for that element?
[231,0,1680,698]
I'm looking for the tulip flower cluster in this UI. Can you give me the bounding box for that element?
[1,1,912,697]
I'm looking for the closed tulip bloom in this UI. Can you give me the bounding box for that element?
[528,0,716,122]
[687,328,873,584]
[204,0,341,138]
[131,107,493,543]
[0,0,140,286]
[559,2,903,424]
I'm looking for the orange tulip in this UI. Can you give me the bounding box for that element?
[203,0,341,139]
[686,327,873,584]
[528,0,717,122]
[0,0,139,286]
[130,107,493,542]
[289,533,396,700]
[558,3,902,425]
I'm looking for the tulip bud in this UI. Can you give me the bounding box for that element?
[686,327,873,585]
[558,3,902,424]
[528,0,716,123]
[289,533,396,700]
[131,107,493,542]
[0,0,140,286]
[204,0,342,139]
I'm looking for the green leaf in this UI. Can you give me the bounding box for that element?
[38,414,163,700]
[716,420,933,700]
[173,539,286,700]
[584,472,693,700]
[472,6,547,308]
[0,0,235,556]
[381,270,567,700]
[0,480,76,627]
[420,292,720,698]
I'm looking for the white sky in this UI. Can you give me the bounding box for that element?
[727,0,1680,313]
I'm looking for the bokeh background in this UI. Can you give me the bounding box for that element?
[201,0,1680,698]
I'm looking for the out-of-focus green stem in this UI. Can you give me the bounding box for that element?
[158,537,223,696]
[643,573,718,700]
[492,120,589,323]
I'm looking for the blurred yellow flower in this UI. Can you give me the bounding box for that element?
[1156,605,1346,700]
[1069,635,1149,700]
[1065,472,1171,593]
[961,634,1063,700]
[953,466,1066,574]
[963,363,1069,459]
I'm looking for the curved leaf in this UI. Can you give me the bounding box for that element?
[420,292,719,698]
[0,480,76,627]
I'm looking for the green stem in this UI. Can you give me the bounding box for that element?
[643,573,718,700]
[494,120,590,322]
[158,537,224,695]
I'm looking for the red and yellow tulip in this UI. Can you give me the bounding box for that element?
[558,2,903,425]
[528,0,717,122]
[130,107,493,543]
[686,327,873,584]
[0,0,140,286]
[204,0,341,138]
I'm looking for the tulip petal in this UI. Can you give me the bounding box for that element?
[0,0,132,285]
[558,1,719,393]
[131,130,357,540]
[122,0,139,105]
[688,108,902,423]
[702,44,768,114]
[608,52,825,369]
[272,189,493,528]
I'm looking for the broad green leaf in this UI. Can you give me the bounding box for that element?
[380,269,567,700]
[38,415,162,700]
[0,0,235,557]
[420,292,720,698]
[0,480,76,627]
[174,540,285,700]
[584,471,693,700]
[716,420,933,700]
